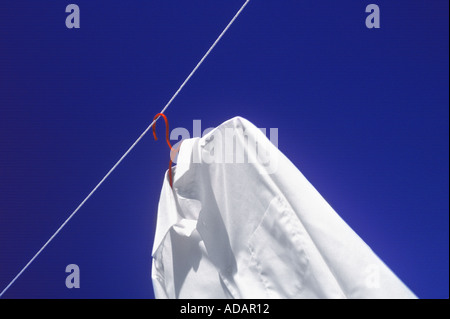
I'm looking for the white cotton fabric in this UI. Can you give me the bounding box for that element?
[151,116,416,299]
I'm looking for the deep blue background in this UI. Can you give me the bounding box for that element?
[0,1,448,299]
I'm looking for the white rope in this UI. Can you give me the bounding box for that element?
[0,0,251,298]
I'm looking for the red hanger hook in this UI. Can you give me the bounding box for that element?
[152,113,181,188]
[152,113,173,150]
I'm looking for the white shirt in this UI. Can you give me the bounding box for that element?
[151,116,416,299]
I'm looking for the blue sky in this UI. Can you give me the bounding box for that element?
[0,1,448,298]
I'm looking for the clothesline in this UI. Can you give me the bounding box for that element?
[0,0,251,298]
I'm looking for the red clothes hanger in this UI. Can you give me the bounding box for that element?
[152,113,181,188]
